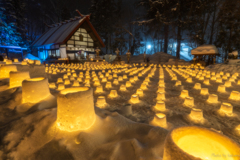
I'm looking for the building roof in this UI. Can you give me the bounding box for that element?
[191,45,219,55]
[31,16,105,48]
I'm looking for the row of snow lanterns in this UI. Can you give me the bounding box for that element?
[171,66,240,127]
[1,62,240,159]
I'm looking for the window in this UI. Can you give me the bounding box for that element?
[79,34,84,41]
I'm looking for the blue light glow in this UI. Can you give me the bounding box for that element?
[147,45,151,49]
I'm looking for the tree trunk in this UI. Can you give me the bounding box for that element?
[164,24,169,53]
[176,25,181,59]
[108,33,111,54]
[209,2,217,44]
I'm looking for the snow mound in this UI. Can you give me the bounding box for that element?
[23,54,41,61]
[191,45,219,55]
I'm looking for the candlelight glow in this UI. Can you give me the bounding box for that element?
[105,82,112,89]
[154,101,166,112]
[95,85,103,93]
[151,113,168,129]
[157,92,165,100]
[219,103,233,116]
[22,77,50,103]
[229,91,240,100]
[130,94,140,103]
[200,88,209,95]
[183,97,194,107]
[96,96,107,108]
[175,81,181,86]
[9,71,30,88]
[136,89,143,96]
[180,90,189,98]
[119,84,126,91]
[217,85,226,93]
[0,65,17,78]
[207,94,218,103]
[193,83,201,90]
[57,87,96,132]
[109,90,118,98]
[163,126,240,160]
[58,84,65,90]
[224,81,232,87]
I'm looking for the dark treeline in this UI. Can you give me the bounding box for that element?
[1,0,240,61]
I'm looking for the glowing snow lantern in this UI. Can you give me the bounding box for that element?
[123,75,128,80]
[224,81,232,87]
[96,96,107,108]
[0,65,17,79]
[175,81,181,86]
[94,80,101,86]
[200,88,209,95]
[157,86,165,93]
[49,82,56,89]
[134,76,138,81]
[207,94,218,103]
[193,83,201,90]
[238,80,240,85]
[105,82,112,89]
[157,92,165,101]
[216,78,222,83]
[22,77,51,103]
[56,87,96,132]
[102,77,107,83]
[119,84,126,91]
[180,90,189,98]
[222,75,228,80]
[136,89,143,96]
[189,108,204,122]
[126,81,132,87]
[199,76,204,80]
[229,91,240,100]
[171,76,177,81]
[21,61,27,65]
[219,102,233,116]
[217,85,226,92]
[186,77,192,83]
[184,97,194,107]
[118,76,123,81]
[235,125,240,136]
[64,79,71,85]
[154,101,166,112]
[163,126,240,160]
[150,113,168,129]
[72,80,80,87]
[109,90,118,98]
[58,84,65,90]
[203,79,210,85]
[130,94,140,103]
[95,85,103,93]
[9,71,30,88]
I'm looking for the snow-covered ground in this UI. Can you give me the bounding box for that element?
[0,62,240,159]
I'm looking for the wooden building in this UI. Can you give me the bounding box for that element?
[31,15,105,60]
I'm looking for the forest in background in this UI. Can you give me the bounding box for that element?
[0,0,240,62]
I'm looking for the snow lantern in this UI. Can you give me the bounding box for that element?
[56,87,96,132]
[193,83,201,90]
[157,87,165,93]
[109,90,118,98]
[105,82,112,89]
[130,94,139,104]
[0,65,17,79]
[126,81,131,87]
[217,85,226,92]
[9,71,30,88]
[216,78,222,83]
[154,101,166,112]
[151,113,168,129]
[22,77,50,103]
[72,80,80,87]
[58,84,65,90]
[140,84,147,90]
[157,92,165,101]
[119,84,126,91]
[219,103,233,116]
[94,80,101,86]
[163,126,240,160]
[225,81,232,87]
[229,91,240,100]
[96,96,107,108]
[113,79,119,85]
[64,79,71,85]
[57,78,63,84]
[180,90,189,98]
[184,97,194,107]
[207,94,218,103]
[136,89,143,96]
[118,76,123,81]
[200,88,209,95]
[186,77,192,83]
[95,85,103,93]
[175,81,181,86]
[203,79,210,85]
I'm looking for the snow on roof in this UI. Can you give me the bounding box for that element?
[31,16,105,48]
[191,45,219,55]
